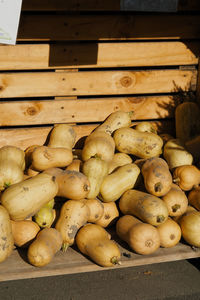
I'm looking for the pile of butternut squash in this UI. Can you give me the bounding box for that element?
[0,106,200,268]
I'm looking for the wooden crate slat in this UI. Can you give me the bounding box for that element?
[0,96,178,126]
[0,69,196,98]
[0,120,174,150]
[17,14,200,41]
[0,41,199,71]
[21,0,200,11]
[0,241,199,282]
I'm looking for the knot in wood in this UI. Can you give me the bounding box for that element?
[27,106,38,116]
[120,76,133,87]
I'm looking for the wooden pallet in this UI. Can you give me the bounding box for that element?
[0,2,200,280]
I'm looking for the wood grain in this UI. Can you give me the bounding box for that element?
[0,70,196,98]
[17,14,200,41]
[0,96,178,126]
[0,241,199,282]
[0,41,199,71]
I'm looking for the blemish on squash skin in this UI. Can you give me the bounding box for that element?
[68,225,78,238]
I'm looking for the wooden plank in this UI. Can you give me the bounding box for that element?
[0,96,178,126]
[17,14,200,41]
[0,70,196,98]
[0,120,174,150]
[0,239,199,282]
[0,41,199,71]
[21,0,200,11]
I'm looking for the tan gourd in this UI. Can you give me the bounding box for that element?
[44,168,90,200]
[80,199,104,223]
[11,220,40,248]
[66,159,82,172]
[113,127,163,159]
[162,183,188,217]
[108,153,133,174]
[95,202,119,228]
[116,215,160,255]
[100,163,140,202]
[173,205,197,223]
[141,157,172,197]
[119,189,168,226]
[157,217,181,248]
[175,102,200,143]
[82,131,115,162]
[0,145,25,170]
[188,187,200,211]
[163,139,193,170]
[0,205,14,263]
[55,200,90,251]
[135,122,157,134]
[27,228,63,267]
[31,146,73,171]
[48,124,77,149]
[179,211,200,247]
[76,223,121,267]
[1,173,58,221]
[173,165,200,191]
[94,111,132,135]
[0,160,24,191]
[82,157,108,199]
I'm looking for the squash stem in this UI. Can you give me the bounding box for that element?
[173,178,180,183]
[62,242,70,252]
[157,215,165,223]
[110,256,121,266]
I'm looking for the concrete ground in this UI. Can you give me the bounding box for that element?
[0,258,200,300]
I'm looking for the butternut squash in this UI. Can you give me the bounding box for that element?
[94,110,132,135]
[157,217,181,248]
[119,189,168,226]
[48,124,76,149]
[80,198,104,223]
[76,223,121,267]
[179,211,200,247]
[27,228,63,267]
[95,202,119,228]
[34,207,56,228]
[0,205,14,263]
[135,122,157,134]
[0,145,25,170]
[31,146,73,171]
[0,160,24,191]
[44,168,90,200]
[11,220,40,248]
[82,131,115,162]
[116,215,160,255]
[82,157,108,199]
[1,173,58,221]
[141,157,172,197]
[99,163,140,202]
[108,153,132,174]
[66,159,82,172]
[55,200,90,251]
[113,127,163,159]
[173,165,200,191]
[163,139,193,170]
[188,187,200,211]
[162,183,188,217]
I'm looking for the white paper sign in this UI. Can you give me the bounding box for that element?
[0,0,22,45]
